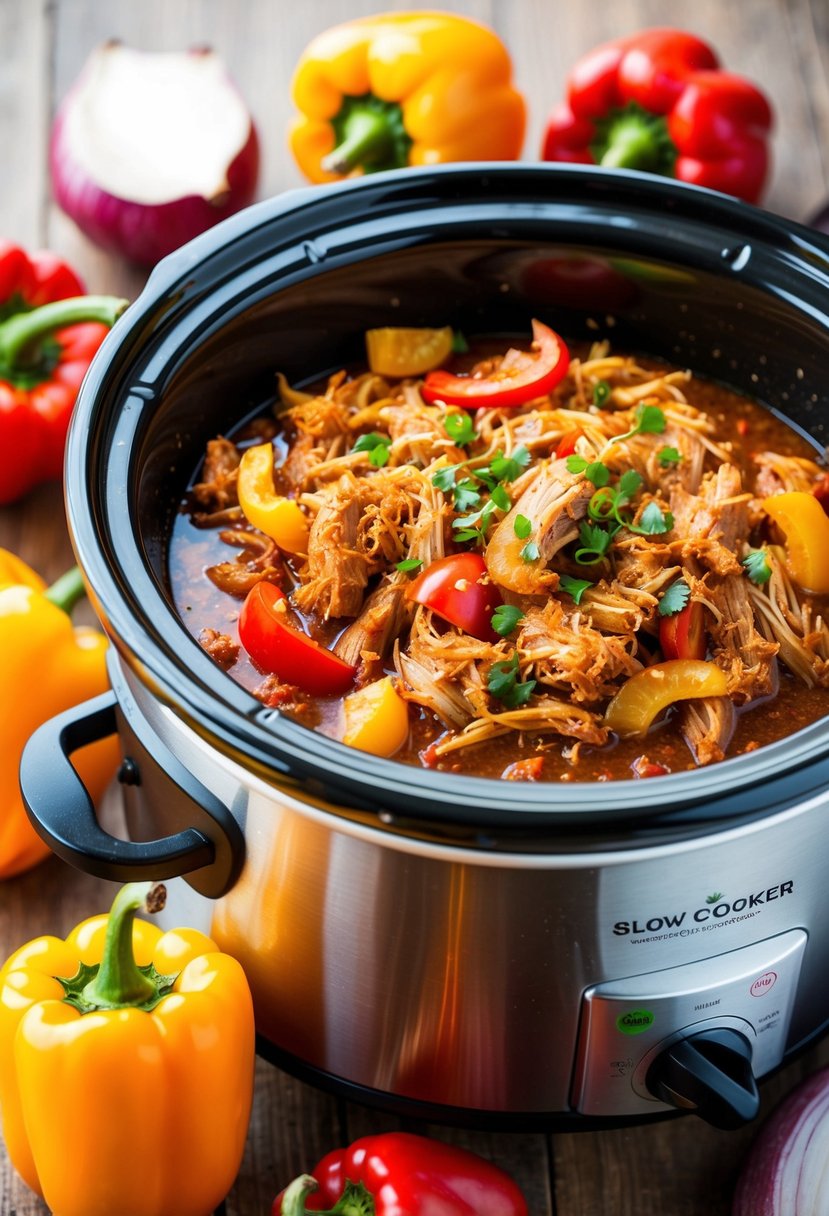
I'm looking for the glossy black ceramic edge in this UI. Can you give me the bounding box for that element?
[64,163,829,832]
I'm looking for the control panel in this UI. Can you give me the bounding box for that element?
[572,929,807,1121]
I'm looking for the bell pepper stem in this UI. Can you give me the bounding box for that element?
[81,882,167,1010]
[0,295,128,371]
[323,106,396,175]
[44,566,87,616]
[281,1176,374,1216]
[592,103,676,176]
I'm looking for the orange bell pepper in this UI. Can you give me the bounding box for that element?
[763,491,829,595]
[0,881,255,1216]
[0,553,119,879]
[605,659,728,735]
[290,11,526,183]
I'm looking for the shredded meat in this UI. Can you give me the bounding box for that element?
[198,628,239,670]
[679,697,737,765]
[335,580,413,684]
[191,438,240,511]
[486,458,593,594]
[294,473,373,619]
[517,599,642,704]
[707,574,779,703]
[206,530,285,598]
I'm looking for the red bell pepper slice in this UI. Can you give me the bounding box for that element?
[421,320,569,409]
[406,551,502,641]
[541,29,773,203]
[275,1131,528,1216]
[238,581,356,696]
[659,599,707,660]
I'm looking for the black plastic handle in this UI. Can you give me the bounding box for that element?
[20,690,242,896]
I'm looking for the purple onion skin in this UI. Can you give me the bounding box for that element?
[49,105,260,269]
[733,1066,829,1215]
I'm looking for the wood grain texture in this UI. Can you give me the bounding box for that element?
[1,1,829,1213]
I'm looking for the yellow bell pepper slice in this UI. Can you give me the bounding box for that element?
[0,882,255,1216]
[763,491,829,594]
[342,675,410,756]
[605,660,728,737]
[237,442,309,554]
[365,326,454,377]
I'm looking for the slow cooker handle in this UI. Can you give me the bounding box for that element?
[20,690,241,897]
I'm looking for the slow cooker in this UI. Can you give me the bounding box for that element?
[20,164,829,1131]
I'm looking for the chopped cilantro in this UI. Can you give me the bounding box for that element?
[658,578,691,617]
[396,558,424,573]
[353,432,390,453]
[743,547,772,585]
[491,604,525,636]
[575,520,619,565]
[369,444,391,468]
[431,463,460,494]
[618,469,644,499]
[593,379,612,407]
[658,445,682,467]
[615,403,667,443]
[566,454,589,474]
[633,501,674,535]
[451,330,469,354]
[444,411,476,445]
[453,479,481,511]
[490,483,512,512]
[520,540,540,563]
[585,461,611,487]
[487,651,536,708]
[560,574,593,604]
[488,445,531,483]
[513,514,533,539]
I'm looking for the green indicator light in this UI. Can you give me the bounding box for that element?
[616,1009,655,1035]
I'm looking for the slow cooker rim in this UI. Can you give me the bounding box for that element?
[66,162,829,830]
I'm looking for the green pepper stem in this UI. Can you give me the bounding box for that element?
[81,882,167,1010]
[323,106,395,175]
[0,295,128,371]
[44,566,87,616]
[281,1177,374,1216]
[591,103,676,177]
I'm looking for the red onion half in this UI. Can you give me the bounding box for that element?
[50,43,259,267]
[733,1066,829,1215]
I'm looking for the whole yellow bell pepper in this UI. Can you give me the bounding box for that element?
[0,553,119,879]
[290,11,526,183]
[0,881,255,1216]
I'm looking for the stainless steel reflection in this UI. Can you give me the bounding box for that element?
[117,657,829,1114]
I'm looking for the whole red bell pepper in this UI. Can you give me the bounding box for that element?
[541,28,773,203]
[0,241,127,505]
[274,1132,528,1216]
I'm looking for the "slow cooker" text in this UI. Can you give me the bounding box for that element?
[612,882,794,936]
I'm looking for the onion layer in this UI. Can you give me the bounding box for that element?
[50,43,259,267]
[733,1066,829,1215]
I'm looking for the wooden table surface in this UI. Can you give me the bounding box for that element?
[2,1,829,1212]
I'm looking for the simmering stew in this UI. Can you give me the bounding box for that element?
[169,323,829,782]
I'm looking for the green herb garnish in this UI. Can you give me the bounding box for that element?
[634,501,674,535]
[490,483,512,512]
[451,330,469,354]
[444,411,476,446]
[431,463,461,494]
[615,403,667,443]
[520,540,540,563]
[513,514,533,539]
[487,651,536,708]
[559,574,593,604]
[658,578,691,617]
[658,445,682,467]
[743,548,773,585]
[353,431,392,467]
[491,604,525,636]
[487,445,531,483]
[453,479,482,511]
[575,520,619,565]
[593,379,612,408]
[566,454,611,486]
[396,558,424,573]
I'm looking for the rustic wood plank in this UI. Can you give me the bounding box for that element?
[0,0,51,248]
